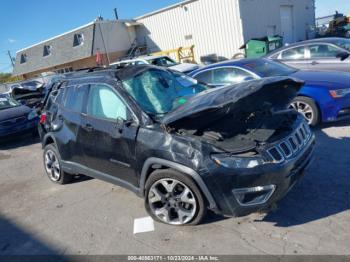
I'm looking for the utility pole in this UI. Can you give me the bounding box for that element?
[7,50,14,68]
[113,8,119,20]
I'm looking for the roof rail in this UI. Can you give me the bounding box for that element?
[74,66,106,72]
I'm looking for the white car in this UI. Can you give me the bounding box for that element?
[110,55,199,74]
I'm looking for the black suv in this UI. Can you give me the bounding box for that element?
[39,65,315,225]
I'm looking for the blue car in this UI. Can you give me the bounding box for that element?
[0,95,38,138]
[190,58,350,126]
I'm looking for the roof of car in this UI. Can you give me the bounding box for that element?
[267,37,348,56]
[110,55,170,65]
[190,58,264,74]
[57,64,167,82]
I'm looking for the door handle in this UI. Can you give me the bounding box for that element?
[83,123,93,132]
[311,61,319,65]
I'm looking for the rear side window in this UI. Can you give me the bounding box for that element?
[281,46,306,60]
[64,85,89,112]
[87,84,128,120]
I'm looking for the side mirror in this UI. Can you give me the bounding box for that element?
[336,52,350,61]
[116,117,135,129]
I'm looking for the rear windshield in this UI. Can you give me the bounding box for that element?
[0,96,20,110]
[242,59,297,77]
[334,39,350,52]
[147,57,178,67]
[122,69,208,116]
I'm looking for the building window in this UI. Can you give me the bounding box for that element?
[20,53,27,64]
[73,33,84,47]
[43,45,52,56]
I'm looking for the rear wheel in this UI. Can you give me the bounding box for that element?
[43,144,72,184]
[290,96,320,126]
[145,169,206,226]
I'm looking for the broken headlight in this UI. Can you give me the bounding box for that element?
[211,154,265,169]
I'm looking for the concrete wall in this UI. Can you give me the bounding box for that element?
[239,0,315,43]
[136,0,244,62]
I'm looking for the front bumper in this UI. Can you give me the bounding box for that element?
[203,130,315,217]
[0,119,38,138]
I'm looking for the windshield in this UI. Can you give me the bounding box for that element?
[242,59,297,77]
[148,57,178,67]
[0,96,20,110]
[122,69,208,116]
[334,39,350,52]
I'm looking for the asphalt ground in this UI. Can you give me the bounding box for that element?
[0,121,350,255]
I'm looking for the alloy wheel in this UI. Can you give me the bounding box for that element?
[290,101,314,125]
[44,150,61,182]
[148,178,197,225]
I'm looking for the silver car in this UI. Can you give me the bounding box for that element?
[265,37,350,72]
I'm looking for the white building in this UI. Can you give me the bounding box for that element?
[135,0,315,62]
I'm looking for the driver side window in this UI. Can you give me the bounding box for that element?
[87,84,128,121]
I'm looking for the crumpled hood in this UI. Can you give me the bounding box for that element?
[170,63,199,73]
[291,70,350,89]
[0,105,31,122]
[161,77,304,128]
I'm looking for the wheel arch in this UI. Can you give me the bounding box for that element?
[42,134,57,148]
[139,157,217,211]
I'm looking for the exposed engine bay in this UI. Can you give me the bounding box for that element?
[178,107,298,153]
[163,77,304,153]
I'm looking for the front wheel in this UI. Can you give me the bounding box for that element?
[145,169,207,226]
[290,96,320,126]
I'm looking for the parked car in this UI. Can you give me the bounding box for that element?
[0,94,38,138]
[265,37,350,72]
[5,80,47,108]
[110,55,199,74]
[39,65,314,225]
[190,58,350,126]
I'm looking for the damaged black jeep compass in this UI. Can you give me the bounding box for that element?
[39,65,315,225]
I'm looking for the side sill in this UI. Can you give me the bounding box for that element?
[61,160,141,196]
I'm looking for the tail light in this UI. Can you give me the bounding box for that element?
[40,113,47,124]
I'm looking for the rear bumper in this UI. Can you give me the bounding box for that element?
[203,134,315,217]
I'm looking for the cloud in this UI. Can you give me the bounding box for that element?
[7,38,16,43]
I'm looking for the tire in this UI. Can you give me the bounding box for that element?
[145,169,207,226]
[290,96,320,126]
[43,144,72,184]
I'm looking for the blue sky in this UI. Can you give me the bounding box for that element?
[1,0,350,73]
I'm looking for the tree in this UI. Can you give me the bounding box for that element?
[0,72,21,84]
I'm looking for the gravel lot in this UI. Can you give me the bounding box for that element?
[0,121,350,255]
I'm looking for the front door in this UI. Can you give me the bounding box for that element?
[280,5,294,44]
[81,82,139,186]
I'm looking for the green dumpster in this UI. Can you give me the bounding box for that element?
[240,36,283,58]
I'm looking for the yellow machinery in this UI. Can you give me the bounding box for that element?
[151,45,196,63]
[326,12,350,37]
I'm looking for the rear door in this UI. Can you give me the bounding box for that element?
[277,46,310,70]
[56,84,89,165]
[81,82,139,186]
